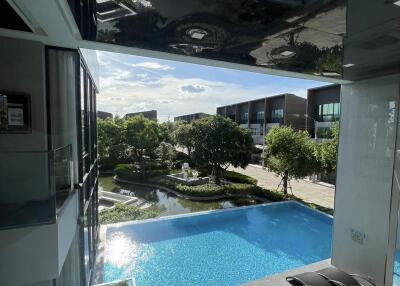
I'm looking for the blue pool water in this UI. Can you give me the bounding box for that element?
[102,201,333,286]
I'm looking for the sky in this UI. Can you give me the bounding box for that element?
[97,50,328,122]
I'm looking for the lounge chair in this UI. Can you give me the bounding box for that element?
[286,266,376,286]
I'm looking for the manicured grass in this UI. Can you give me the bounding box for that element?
[99,203,165,224]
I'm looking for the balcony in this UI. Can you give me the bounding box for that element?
[0,145,82,286]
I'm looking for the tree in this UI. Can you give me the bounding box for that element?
[159,121,176,145]
[264,126,318,194]
[173,122,196,156]
[125,115,160,163]
[191,115,253,184]
[315,123,339,174]
[97,118,127,167]
[155,141,176,165]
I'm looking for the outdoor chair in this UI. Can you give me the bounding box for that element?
[286,266,376,286]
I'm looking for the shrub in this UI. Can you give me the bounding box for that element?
[175,184,225,197]
[223,171,257,185]
[175,151,190,161]
[99,203,164,224]
[114,164,171,181]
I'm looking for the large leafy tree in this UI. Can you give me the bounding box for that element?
[315,123,339,174]
[97,118,127,167]
[125,115,160,163]
[159,121,176,145]
[173,122,196,156]
[192,115,253,184]
[264,126,318,194]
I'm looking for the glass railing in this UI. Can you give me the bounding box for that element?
[0,145,74,229]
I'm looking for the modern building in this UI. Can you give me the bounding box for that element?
[174,112,211,123]
[97,110,113,120]
[0,38,99,286]
[306,84,341,138]
[1,1,400,286]
[124,110,157,121]
[217,94,306,145]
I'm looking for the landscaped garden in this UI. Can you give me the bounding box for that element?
[98,114,338,224]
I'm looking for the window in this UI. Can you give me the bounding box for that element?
[241,112,248,123]
[80,66,86,154]
[256,111,264,124]
[271,109,283,123]
[315,102,340,122]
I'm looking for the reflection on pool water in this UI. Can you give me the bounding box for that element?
[101,202,333,286]
[99,176,262,217]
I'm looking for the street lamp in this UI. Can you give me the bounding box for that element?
[304,114,319,139]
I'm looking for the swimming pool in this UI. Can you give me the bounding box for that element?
[101,201,332,286]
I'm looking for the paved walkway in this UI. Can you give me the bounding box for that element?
[228,165,335,210]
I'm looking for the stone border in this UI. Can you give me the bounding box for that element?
[113,176,271,203]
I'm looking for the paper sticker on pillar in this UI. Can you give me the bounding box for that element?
[0,93,31,133]
[351,228,366,244]
[8,107,24,126]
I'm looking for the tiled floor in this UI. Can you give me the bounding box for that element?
[228,165,335,210]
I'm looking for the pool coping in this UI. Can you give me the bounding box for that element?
[94,200,333,285]
[102,199,333,228]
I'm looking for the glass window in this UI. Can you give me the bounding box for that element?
[80,67,86,154]
[271,109,283,123]
[256,111,264,124]
[241,112,248,123]
[316,103,340,122]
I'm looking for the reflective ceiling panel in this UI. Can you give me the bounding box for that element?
[91,0,346,79]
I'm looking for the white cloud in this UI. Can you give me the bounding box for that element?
[132,62,175,71]
[96,52,320,121]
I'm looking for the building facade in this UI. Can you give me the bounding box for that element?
[217,94,307,145]
[306,84,341,138]
[174,112,211,123]
[0,37,99,286]
[124,110,157,121]
[97,110,113,120]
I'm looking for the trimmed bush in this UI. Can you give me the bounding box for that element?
[114,164,171,181]
[100,203,164,224]
[175,183,225,197]
[223,170,257,185]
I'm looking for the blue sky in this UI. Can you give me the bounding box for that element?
[97,51,327,121]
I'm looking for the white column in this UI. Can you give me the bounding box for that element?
[332,75,400,285]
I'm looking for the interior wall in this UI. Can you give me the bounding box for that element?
[0,36,47,151]
[0,36,49,204]
[332,75,400,285]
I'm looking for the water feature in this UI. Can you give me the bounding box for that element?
[99,176,261,217]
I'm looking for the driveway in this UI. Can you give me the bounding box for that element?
[228,165,335,210]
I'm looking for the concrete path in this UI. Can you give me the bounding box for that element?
[228,165,335,210]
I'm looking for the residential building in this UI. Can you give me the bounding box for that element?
[0,37,99,286]
[174,112,211,123]
[124,110,157,121]
[1,1,400,286]
[306,84,341,138]
[217,94,306,145]
[97,110,113,119]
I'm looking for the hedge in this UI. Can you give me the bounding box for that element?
[156,177,284,202]
[223,170,258,185]
[100,203,163,224]
[175,184,225,197]
[115,164,171,181]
